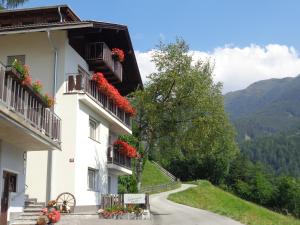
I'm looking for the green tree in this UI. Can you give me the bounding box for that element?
[0,0,28,9]
[132,39,238,186]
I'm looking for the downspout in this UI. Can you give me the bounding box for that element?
[46,29,58,202]
[58,6,63,22]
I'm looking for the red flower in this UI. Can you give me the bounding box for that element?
[113,140,138,158]
[21,75,32,86]
[112,48,125,62]
[92,73,136,117]
[44,94,55,108]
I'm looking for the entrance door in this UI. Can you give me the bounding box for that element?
[1,171,17,225]
[1,171,10,225]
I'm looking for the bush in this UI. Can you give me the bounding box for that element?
[118,176,138,194]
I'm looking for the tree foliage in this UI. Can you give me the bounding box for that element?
[225,154,300,218]
[0,0,28,9]
[132,39,238,184]
[240,128,300,178]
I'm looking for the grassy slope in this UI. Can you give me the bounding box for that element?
[168,180,300,225]
[141,161,172,188]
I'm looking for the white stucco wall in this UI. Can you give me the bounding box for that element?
[0,141,26,219]
[74,102,110,206]
[25,151,48,203]
[0,31,66,95]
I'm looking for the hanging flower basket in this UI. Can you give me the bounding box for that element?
[113,140,138,158]
[112,48,125,62]
[92,72,136,116]
[10,60,55,108]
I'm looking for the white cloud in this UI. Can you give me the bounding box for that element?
[135,44,300,93]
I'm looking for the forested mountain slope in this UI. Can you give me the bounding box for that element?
[224,75,300,176]
[225,75,300,140]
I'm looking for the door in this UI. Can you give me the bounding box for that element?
[1,172,10,225]
[1,171,17,225]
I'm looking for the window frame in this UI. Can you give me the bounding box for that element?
[89,117,100,142]
[87,167,98,191]
[7,55,26,66]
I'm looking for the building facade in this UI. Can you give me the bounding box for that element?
[0,5,142,222]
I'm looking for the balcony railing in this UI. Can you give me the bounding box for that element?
[85,42,123,82]
[0,63,61,144]
[107,146,132,170]
[67,71,131,128]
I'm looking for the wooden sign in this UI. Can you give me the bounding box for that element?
[124,194,146,204]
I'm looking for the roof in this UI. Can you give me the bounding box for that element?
[0,21,93,34]
[0,4,80,21]
[0,5,143,92]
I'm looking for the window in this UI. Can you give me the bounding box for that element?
[8,173,17,192]
[108,176,111,194]
[7,55,25,66]
[3,171,17,193]
[88,168,98,191]
[89,117,100,141]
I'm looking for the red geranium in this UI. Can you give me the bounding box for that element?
[113,140,138,158]
[92,72,136,117]
[112,48,125,62]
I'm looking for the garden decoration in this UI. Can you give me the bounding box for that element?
[56,192,76,213]
[39,200,61,224]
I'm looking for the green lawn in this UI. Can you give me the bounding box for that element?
[168,180,300,225]
[141,161,172,188]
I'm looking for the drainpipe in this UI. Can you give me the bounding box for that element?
[58,6,63,22]
[46,29,58,202]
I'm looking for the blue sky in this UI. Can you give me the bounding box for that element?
[20,1,300,92]
[21,0,300,52]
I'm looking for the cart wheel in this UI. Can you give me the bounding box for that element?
[56,192,76,213]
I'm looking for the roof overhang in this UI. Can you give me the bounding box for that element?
[0,22,94,35]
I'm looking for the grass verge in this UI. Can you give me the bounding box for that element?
[141,161,172,188]
[168,180,300,225]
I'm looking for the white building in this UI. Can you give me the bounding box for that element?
[0,5,142,221]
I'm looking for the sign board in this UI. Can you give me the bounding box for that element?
[124,194,146,204]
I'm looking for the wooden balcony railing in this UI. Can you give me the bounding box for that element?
[67,71,131,128]
[85,42,123,82]
[0,63,61,144]
[107,146,132,170]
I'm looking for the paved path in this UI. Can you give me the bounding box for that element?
[58,215,152,225]
[150,184,244,225]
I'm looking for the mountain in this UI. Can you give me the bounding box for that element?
[224,75,300,141]
[224,75,300,177]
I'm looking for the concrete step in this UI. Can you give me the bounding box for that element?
[23,207,42,213]
[10,220,36,225]
[15,216,40,220]
[25,198,37,204]
[20,212,41,217]
[24,204,44,208]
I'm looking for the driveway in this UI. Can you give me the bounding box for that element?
[150,184,244,225]
[58,215,152,225]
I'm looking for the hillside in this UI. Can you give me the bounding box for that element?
[224,75,300,176]
[224,75,300,140]
[141,160,173,188]
[168,180,300,225]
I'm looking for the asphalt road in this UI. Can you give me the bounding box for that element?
[150,184,244,225]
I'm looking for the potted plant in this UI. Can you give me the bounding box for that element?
[112,48,125,62]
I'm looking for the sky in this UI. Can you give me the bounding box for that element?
[21,0,300,93]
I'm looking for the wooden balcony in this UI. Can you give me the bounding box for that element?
[107,146,132,175]
[67,71,131,128]
[85,42,123,83]
[0,63,61,150]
